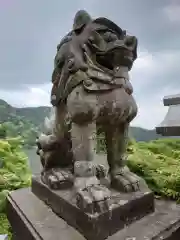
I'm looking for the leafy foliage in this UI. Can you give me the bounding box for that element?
[97,136,180,202]
[0,119,39,147]
[127,139,180,201]
[0,213,12,239]
[0,137,31,238]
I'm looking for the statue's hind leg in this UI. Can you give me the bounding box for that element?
[103,89,148,192]
[105,123,147,192]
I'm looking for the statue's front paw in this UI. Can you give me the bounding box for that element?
[41,168,74,190]
[111,166,145,192]
[75,176,112,214]
[95,164,107,179]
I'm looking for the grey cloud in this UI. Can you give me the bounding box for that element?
[0,0,84,90]
[91,0,180,51]
[131,50,180,99]
[0,0,179,98]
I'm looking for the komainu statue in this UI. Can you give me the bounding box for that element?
[36,10,147,213]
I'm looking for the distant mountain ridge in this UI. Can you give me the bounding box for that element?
[0,99,160,142]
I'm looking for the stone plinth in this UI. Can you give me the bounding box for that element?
[31,176,154,240]
[7,188,180,240]
[7,188,85,240]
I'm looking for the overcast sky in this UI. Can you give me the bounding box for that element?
[0,0,179,129]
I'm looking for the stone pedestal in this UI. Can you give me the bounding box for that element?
[7,188,85,240]
[31,176,154,240]
[7,184,180,240]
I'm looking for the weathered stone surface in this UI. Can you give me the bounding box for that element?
[108,200,180,240]
[7,188,180,240]
[7,188,85,240]
[31,176,154,240]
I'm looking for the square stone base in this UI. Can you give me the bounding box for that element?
[7,188,180,240]
[31,176,154,240]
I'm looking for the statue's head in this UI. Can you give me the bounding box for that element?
[73,10,92,31]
